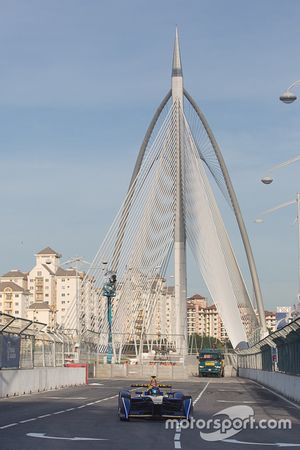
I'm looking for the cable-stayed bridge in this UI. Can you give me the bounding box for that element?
[62,30,267,362]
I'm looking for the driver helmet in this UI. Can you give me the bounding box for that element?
[149,387,160,396]
[150,375,158,387]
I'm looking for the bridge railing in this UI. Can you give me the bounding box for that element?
[237,317,300,375]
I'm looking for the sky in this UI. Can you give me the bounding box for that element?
[0,0,300,310]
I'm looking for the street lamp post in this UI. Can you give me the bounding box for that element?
[279,80,300,104]
[256,193,300,302]
[61,256,91,334]
[260,150,300,303]
[102,271,117,364]
[261,155,300,185]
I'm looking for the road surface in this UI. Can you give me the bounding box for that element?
[0,377,300,449]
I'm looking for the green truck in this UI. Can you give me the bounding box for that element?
[197,348,224,377]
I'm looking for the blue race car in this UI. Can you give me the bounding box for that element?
[118,384,193,421]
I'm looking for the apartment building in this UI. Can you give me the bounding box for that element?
[56,267,85,326]
[187,294,229,342]
[0,281,30,318]
[265,310,277,332]
[0,269,28,289]
[0,246,87,329]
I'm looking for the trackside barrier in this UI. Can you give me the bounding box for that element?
[237,317,300,375]
[0,366,86,398]
[95,363,201,379]
[237,318,300,402]
[238,368,300,403]
[64,363,88,384]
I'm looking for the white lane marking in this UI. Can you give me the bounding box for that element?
[89,383,103,386]
[0,393,119,432]
[26,432,108,441]
[93,395,118,404]
[251,380,300,410]
[217,400,265,404]
[19,418,37,423]
[217,389,243,392]
[0,423,17,429]
[173,383,210,449]
[223,438,300,447]
[45,396,86,400]
[193,382,210,406]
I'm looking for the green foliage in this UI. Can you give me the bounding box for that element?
[188,333,233,352]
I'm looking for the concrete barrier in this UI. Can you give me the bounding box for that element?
[239,368,300,403]
[172,365,187,379]
[0,366,86,398]
[95,363,192,380]
[157,366,173,379]
[111,364,127,378]
[95,362,237,380]
[127,365,144,378]
[224,365,237,377]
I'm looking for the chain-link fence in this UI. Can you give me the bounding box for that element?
[0,313,97,370]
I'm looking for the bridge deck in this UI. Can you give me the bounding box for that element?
[0,377,299,449]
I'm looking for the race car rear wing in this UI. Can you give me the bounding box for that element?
[131,384,172,388]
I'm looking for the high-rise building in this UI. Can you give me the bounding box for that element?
[187,294,229,342]
[0,269,28,289]
[265,310,277,332]
[0,246,89,330]
[56,267,85,326]
[0,281,30,318]
[28,247,60,305]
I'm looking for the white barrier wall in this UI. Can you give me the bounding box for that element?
[95,363,200,379]
[0,367,86,398]
[95,364,189,379]
[239,368,300,403]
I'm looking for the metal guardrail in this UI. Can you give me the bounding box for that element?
[237,317,300,375]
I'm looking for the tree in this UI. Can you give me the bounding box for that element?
[188,333,232,353]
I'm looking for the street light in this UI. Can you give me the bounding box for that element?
[261,155,300,185]
[61,257,91,334]
[261,176,273,185]
[255,193,300,301]
[279,80,300,104]
[102,271,117,364]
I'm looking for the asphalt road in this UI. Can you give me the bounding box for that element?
[0,377,300,449]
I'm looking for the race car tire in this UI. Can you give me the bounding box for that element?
[119,416,129,422]
[118,406,129,421]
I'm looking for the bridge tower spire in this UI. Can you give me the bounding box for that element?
[172,28,187,354]
[172,27,183,102]
[75,29,267,357]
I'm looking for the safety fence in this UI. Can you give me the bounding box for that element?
[0,313,97,370]
[0,313,188,369]
[84,330,186,364]
[237,317,300,375]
